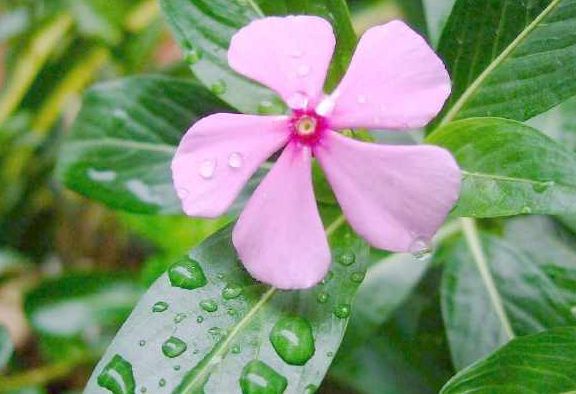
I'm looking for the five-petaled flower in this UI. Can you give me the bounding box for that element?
[172,16,461,289]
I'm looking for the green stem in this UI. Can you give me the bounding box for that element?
[0,13,73,126]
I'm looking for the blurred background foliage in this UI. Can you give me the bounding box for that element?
[0,1,412,393]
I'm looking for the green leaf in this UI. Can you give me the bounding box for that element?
[24,273,142,361]
[68,0,131,45]
[0,324,13,369]
[422,0,455,46]
[84,223,369,393]
[159,0,356,113]
[441,222,576,370]
[441,327,576,394]
[427,117,576,217]
[57,75,231,214]
[529,94,576,152]
[437,0,576,124]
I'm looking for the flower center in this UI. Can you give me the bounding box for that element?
[295,116,317,136]
[289,110,327,146]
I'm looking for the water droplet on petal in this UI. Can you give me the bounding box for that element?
[199,159,216,179]
[337,251,355,266]
[315,96,335,116]
[296,64,310,77]
[168,257,208,290]
[333,303,351,319]
[409,237,433,262]
[357,95,367,104]
[239,360,288,394]
[162,337,187,358]
[97,354,136,394]
[269,316,315,365]
[176,188,189,199]
[287,92,309,109]
[228,152,243,169]
[152,301,169,313]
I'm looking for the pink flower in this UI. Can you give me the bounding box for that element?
[172,16,461,289]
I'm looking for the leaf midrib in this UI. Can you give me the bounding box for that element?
[439,0,563,126]
[462,170,568,188]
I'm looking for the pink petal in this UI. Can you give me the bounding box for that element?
[228,16,335,110]
[326,20,451,130]
[315,131,460,252]
[171,114,289,218]
[233,143,330,289]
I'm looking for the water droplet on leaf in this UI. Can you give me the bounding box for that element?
[222,283,242,299]
[211,80,227,95]
[316,291,329,304]
[239,360,288,394]
[337,251,355,266]
[269,316,315,365]
[159,378,166,387]
[152,301,168,313]
[184,48,202,64]
[174,313,187,324]
[199,299,218,313]
[196,315,204,323]
[231,344,241,354]
[350,271,366,283]
[409,238,433,261]
[162,337,187,358]
[97,354,136,394]
[168,257,207,290]
[333,303,351,319]
[533,181,554,193]
[138,340,146,347]
[521,206,533,214]
[304,384,318,394]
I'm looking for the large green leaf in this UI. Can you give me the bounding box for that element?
[437,0,576,124]
[159,0,356,114]
[84,223,369,393]
[57,75,231,214]
[24,273,142,361]
[441,223,576,370]
[441,327,576,394]
[428,117,576,217]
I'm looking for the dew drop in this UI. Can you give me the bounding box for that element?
[269,316,315,365]
[287,92,309,109]
[199,299,218,313]
[533,180,554,193]
[333,303,351,319]
[571,306,576,317]
[409,238,433,262]
[321,270,334,285]
[174,313,187,324]
[327,351,334,358]
[227,307,238,317]
[196,315,204,323]
[222,283,243,300]
[173,365,181,371]
[176,188,189,199]
[184,48,202,64]
[87,168,117,182]
[97,354,136,394]
[316,291,329,304]
[296,64,311,77]
[211,80,227,95]
[152,301,169,313]
[350,271,366,284]
[304,384,318,394]
[228,152,243,169]
[231,344,241,354]
[521,206,533,214]
[315,96,335,116]
[357,95,367,104]
[199,159,217,179]
[140,387,147,393]
[337,251,356,266]
[208,327,224,341]
[239,360,288,394]
[216,272,226,280]
[168,257,207,290]
[138,340,146,347]
[162,336,187,358]
[159,378,166,387]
